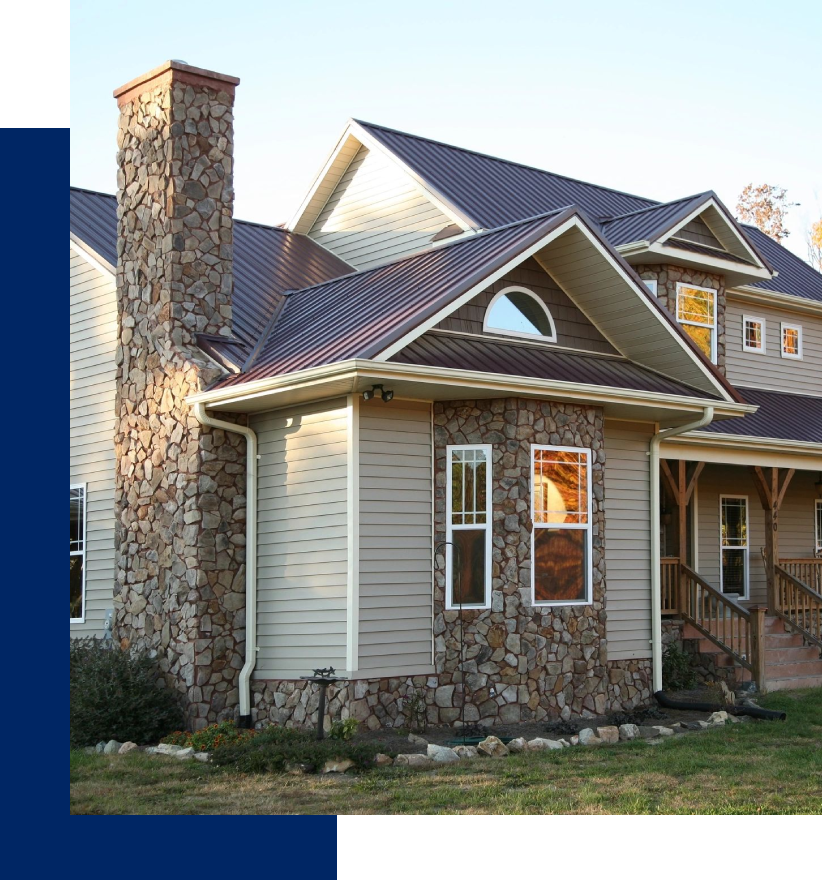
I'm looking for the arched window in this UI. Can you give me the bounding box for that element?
[483,286,557,342]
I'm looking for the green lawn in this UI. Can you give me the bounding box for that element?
[70,688,822,815]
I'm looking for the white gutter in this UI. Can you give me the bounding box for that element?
[192,402,258,723]
[649,406,714,693]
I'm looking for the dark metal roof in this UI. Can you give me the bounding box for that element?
[215,210,574,387]
[69,187,353,355]
[742,225,822,303]
[390,332,723,400]
[356,120,656,228]
[699,387,822,444]
[599,194,709,246]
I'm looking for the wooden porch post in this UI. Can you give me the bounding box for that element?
[751,466,795,611]
[661,460,704,564]
[748,605,768,693]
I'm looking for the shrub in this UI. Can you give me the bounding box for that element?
[662,642,698,691]
[329,718,359,741]
[70,637,183,747]
[161,719,257,752]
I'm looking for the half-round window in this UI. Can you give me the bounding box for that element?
[483,286,557,342]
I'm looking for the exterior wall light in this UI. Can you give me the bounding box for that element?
[362,384,394,402]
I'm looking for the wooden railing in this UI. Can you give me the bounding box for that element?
[779,559,822,594]
[661,557,679,615]
[774,564,822,651]
[678,563,766,691]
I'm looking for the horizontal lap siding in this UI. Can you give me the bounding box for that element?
[358,400,433,672]
[725,298,822,397]
[252,400,349,677]
[308,145,451,270]
[604,420,653,660]
[70,250,117,637]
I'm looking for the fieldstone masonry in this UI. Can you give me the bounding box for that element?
[112,62,247,728]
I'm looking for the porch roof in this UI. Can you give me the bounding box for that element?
[698,388,822,444]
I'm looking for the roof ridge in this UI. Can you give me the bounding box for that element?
[599,191,711,223]
[283,207,572,299]
[353,119,659,209]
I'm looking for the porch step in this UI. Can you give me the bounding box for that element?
[765,675,822,691]
[763,646,821,664]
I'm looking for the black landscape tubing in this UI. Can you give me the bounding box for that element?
[653,690,786,721]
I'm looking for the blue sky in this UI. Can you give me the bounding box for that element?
[71,0,821,260]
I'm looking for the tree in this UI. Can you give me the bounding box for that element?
[808,218,822,272]
[736,184,797,243]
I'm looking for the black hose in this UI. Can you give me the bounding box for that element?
[653,690,786,721]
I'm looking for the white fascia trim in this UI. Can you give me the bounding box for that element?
[644,243,772,280]
[667,431,822,458]
[730,287,822,317]
[70,235,115,276]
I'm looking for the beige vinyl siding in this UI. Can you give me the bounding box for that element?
[253,400,350,677]
[436,257,617,354]
[70,248,117,637]
[604,420,653,660]
[695,466,818,605]
[308,144,452,270]
[725,297,822,396]
[358,399,433,672]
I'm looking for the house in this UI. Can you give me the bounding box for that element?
[70,61,822,731]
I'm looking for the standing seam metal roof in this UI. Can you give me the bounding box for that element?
[742,225,822,303]
[698,387,822,443]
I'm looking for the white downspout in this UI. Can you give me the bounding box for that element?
[192,402,258,723]
[649,406,714,693]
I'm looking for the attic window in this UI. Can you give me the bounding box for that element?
[484,287,557,342]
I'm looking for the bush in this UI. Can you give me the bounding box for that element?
[70,637,183,747]
[210,725,381,774]
[329,718,359,741]
[162,720,256,752]
[662,642,698,691]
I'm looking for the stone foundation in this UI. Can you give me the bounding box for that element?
[606,659,653,711]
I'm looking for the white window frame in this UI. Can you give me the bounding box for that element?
[780,322,803,360]
[815,499,822,555]
[643,279,658,296]
[483,286,557,343]
[742,315,767,354]
[719,494,749,599]
[70,483,87,623]
[445,444,492,610]
[675,282,717,363]
[530,444,593,608]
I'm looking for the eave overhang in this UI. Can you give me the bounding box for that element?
[730,286,822,318]
[661,431,822,470]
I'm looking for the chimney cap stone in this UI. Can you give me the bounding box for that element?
[113,60,240,105]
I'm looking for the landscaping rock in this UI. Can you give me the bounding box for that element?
[652,726,674,737]
[394,753,434,768]
[558,739,570,748]
[597,726,619,744]
[638,726,660,739]
[155,743,183,755]
[103,740,122,755]
[95,741,106,754]
[193,752,211,763]
[526,738,563,751]
[570,735,579,746]
[118,742,138,755]
[453,745,478,760]
[578,728,601,746]
[427,744,460,763]
[708,711,729,725]
[619,723,640,741]
[322,758,355,774]
[145,747,159,755]
[477,736,509,757]
[374,753,393,767]
[408,733,428,747]
[684,721,704,731]
[285,762,311,775]
[175,747,195,759]
[727,713,743,724]
[507,737,528,753]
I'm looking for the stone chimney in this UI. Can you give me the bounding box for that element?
[113,62,247,729]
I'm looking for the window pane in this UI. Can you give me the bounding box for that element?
[70,487,84,551]
[815,502,822,552]
[450,448,487,524]
[534,528,587,603]
[487,291,553,337]
[722,549,746,594]
[533,449,587,524]
[70,555,84,619]
[745,320,762,349]
[682,323,713,360]
[782,327,799,355]
[677,287,715,326]
[721,498,747,546]
[451,529,486,605]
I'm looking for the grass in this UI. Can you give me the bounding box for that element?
[70,688,822,815]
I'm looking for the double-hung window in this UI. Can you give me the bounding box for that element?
[781,322,802,359]
[742,316,766,353]
[531,446,592,606]
[71,485,86,622]
[815,500,822,556]
[446,445,492,609]
[720,495,748,597]
[676,283,717,362]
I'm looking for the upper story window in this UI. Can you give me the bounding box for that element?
[743,316,766,354]
[815,499,822,555]
[781,322,802,359]
[484,286,557,342]
[676,283,717,362]
[71,485,86,622]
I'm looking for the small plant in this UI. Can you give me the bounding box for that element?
[70,637,183,747]
[662,642,698,691]
[329,718,359,741]
[403,688,428,733]
[161,719,256,752]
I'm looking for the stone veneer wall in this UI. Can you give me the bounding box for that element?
[113,64,247,728]
[636,264,726,373]
[249,397,653,730]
